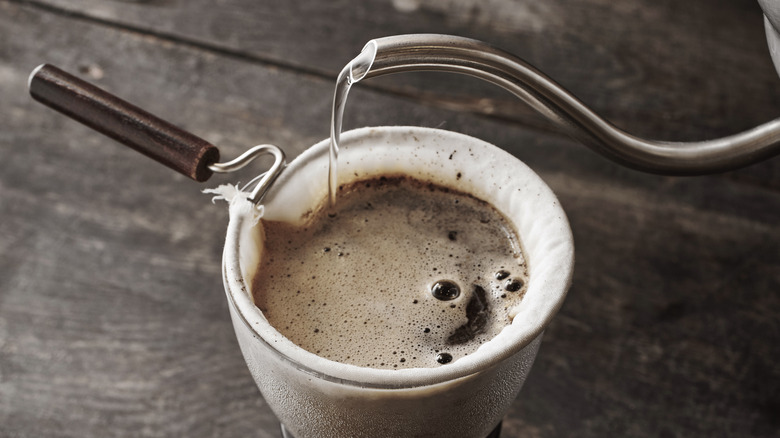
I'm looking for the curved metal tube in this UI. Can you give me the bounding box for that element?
[363,34,780,175]
[209,144,286,204]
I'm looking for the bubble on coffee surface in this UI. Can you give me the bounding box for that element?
[253,176,528,369]
[504,278,524,292]
[436,352,453,364]
[431,280,460,301]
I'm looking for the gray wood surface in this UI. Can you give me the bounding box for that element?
[1,0,778,437]
[23,0,780,189]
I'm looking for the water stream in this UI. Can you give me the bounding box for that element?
[328,41,377,207]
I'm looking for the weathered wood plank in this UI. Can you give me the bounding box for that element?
[0,1,778,438]
[19,0,780,187]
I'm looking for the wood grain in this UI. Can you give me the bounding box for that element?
[0,0,778,437]
[17,0,780,187]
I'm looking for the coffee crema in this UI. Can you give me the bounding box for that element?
[252,176,528,369]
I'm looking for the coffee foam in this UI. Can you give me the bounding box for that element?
[224,126,574,388]
[253,176,529,369]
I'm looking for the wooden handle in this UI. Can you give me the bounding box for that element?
[28,64,220,182]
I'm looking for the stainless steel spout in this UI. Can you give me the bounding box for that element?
[362,34,780,175]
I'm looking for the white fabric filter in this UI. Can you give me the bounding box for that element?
[221,127,574,437]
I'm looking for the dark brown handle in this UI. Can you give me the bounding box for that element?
[28,64,220,182]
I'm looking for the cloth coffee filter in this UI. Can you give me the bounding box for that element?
[220,126,574,388]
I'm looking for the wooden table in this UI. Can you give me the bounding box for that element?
[1,0,778,436]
